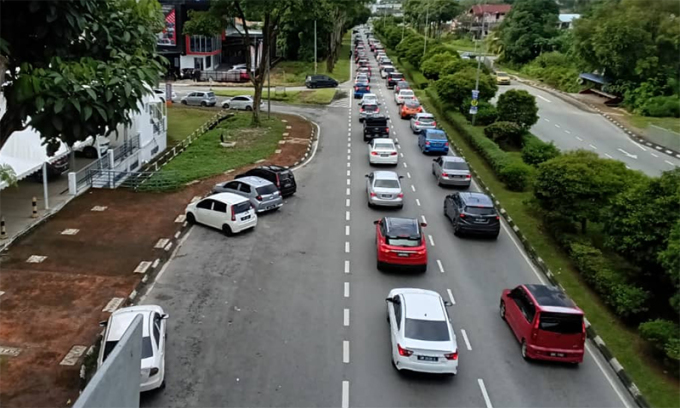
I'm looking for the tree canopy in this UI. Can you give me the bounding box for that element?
[496,0,560,64]
[496,89,539,130]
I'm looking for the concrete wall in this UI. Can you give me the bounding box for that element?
[73,315,142,408]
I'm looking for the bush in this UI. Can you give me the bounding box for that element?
[460,99,497,125]
[421,53,457,81]
[442,58,486,76]
[520,52,581,93]
[499,160,534,191]
[497,89,539,130]
[639,95,680,118]
[435,68,497,108]
[484,121,523,146]
[639,319,680,361]
[522,136,560,166]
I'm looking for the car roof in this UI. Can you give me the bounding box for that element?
[416,113,434,118]
[362,93,377,98]
[384,217,419,237]
[259,165,288,172]
[373,170,399,180]
[459,192,493,206]
[238,176,275,187]
[373,139,395,146]
[524,284,581,313]
[425,128,445,135]
[402,291,446,321]
[107,305,163,340]
[404,100,420,107]
[235,95,252,99]
[442,156,465,163]
[209,192,250,205]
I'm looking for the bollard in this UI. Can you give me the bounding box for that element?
[31,197,38,218]
[0,216,6,240]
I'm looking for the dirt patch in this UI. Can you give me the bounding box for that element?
[0,112,312,408]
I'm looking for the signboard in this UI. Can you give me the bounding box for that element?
[471,90,480,100]
[469,106,478,115]
[470,99,478,107]
[157,5,176,47]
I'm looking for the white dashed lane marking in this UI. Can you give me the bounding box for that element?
[406,172,411,178]
[416,198,421,206]
[446,289,456,305]
[344,260,350,274]
[461,329,472,350]
[437,259,444,273]
[343,340,350,363]
[605,154,613,159]
[344,282,350,298]
[344,308,350,326]
[421,215,427,224]
[589,144,598,150]
[411,185,416,192]
[428,235,435,246]
[576,136,584,141]
[345,225,350,236]
[345,242,350,253]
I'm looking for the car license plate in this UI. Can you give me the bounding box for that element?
[381,195,391,199]
[241,215,250,221]
[266,205,275,211]
[550,353,565,357]
[397,253,409,257]
[417,356,438,362]
[381,154,389,157]
[473,218,487,224]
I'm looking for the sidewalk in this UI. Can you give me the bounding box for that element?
[0,113,314,408]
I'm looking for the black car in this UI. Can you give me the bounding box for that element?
[33,155,70,181]
[443,192,500,239]
[387,72,405,89]
[305,75,338,89]
[363,116,390,141]
[236,165,297,197]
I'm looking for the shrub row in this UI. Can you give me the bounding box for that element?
[639,319,680,363]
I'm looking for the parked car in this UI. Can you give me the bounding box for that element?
[432,156,471,188]
[418,129,449,155]
[211,176,283,213]
[387,72,405,89]
[366,171,404,208]
[185,193,257,235]
[153,88,177,103]
[410,113,437,134]
[380,66,396,79]
[72,135,111,159]
[500,284,586,363]
[235,165,297,197]
[354,82,371,99]
[221,95,264,111]
[305,75,338,88]
[33,154,70,181]
[374,217,428,272]
[461,52,476,60]
[98,305,168,392]
[443,192,500,238]
[394,89,415,105]
[181,91,217,107]
[400,99,423,119]
[494,71,511,85]
[386,288,458,374]
[359,103,381,122]
[368,138,399,166]
[363,115,390,141]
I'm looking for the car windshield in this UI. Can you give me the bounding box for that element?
[405,319,450,341]
[374,179,400,188]
[401,91,414,97]
[539,312,583,334]
[374,143,394,150]
[386,236,421,247]
[497,72,508,76]
[233,202,251,214]
[465,206,495,215]
[443,161,469,170]
[405,101,420,108]
[256,184,278,195]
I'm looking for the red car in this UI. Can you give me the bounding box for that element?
[500,284,586,364]
[374,217,428,273]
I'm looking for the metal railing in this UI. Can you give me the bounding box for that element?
[86,169,181,191]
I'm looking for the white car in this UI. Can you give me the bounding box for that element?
[358,93,379,106]
[355,74,370,84]
[386,288,458,375]
[222,95,264,111]
[185,192,257,235]
[153,88,177,103]
[395,89,415,105]
[98,305,168,392]
[72,135,110,159]
[381,65,396,79]
[368,138,398,165]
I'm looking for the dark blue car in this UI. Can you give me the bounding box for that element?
[418,129,449,154]
[354,82,371,99]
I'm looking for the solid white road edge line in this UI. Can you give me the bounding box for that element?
[343,341,350,363]
[478,379,493,408]
[344,282,350,298]
[291,118,321,172]
[437,259,444,273]
[344,308,350,326]
[461,329,472,351]
[446,288,456,305]
[342,381,349,408]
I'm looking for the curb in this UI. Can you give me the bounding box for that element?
[450,123,649,408]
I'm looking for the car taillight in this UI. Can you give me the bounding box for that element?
[397,193,404,198]
[275,173,280,188]
[390,152,397,156]
[231,206,236,221]
[371,151,378,156]
[441,172,448,177]
[425,141,430,145]
[460,213,466,218]
[496,216,500,220]
[581,322,586,343]
[150,367,159,376]
[415,121,420,125]
[256,195,263,201]
[355,86,359,91]
[360,108,365,112]
[444,352,458,360]
[532,315,540,340]
[385,127,389,133]
[367,86,370,90]
[370,192,377,197]
[444,142,449,147]
[398,344,413,357]
[432,121,437,126]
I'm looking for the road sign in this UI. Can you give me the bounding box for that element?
[471,90,480,100]
[469,106,478,115]
[470,99,478,107]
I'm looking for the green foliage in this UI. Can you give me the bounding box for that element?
[442,58,488,76]
[521,136,560,166]
[639,319,680,362]
[469,101,498,126]
[484,121,523,146]
[497,0,560,64]
[395,33,426,68]
[423,44,460,62]
[183,10,223,36]
[421,53,455,81]
[435,67,497,107]
[637,95,680,118]
[499,160,534,192]
[520,52,582,93]
[658,220,680,313]
[496,89,539,130]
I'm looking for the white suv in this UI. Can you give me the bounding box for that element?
[185,192,257,235]
[386,288,458,375]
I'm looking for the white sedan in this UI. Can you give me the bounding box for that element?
[368,138,398,165]
[386,288,458,375]
[98,305,169,392]
[222,95,265,111]
[395,89,415,105]
[358,93,379,106]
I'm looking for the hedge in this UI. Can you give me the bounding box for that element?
[521,134,561,166]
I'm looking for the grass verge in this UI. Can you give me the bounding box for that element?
[269,32,351,86]
[167,105,218,145]
[416,89,679,408]
[628,115,680,135]
[213,89,336,105]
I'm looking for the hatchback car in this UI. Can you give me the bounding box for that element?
[381,66,396,79]
[394,81,410,93]
[386,288,458,375]
[432,156,471,188]
[394,89,415,105]
[387,72,405,89]
[443,192,500,238]
[366,171,404,208]
[500,284,586,364]
[212,176,283,213]
[418,129,449,154]
[305,75,338,88]
[98,305,168,392]
[495,71,511,85]
[374,217,428,272]
[221,95,264,111]
[186,193,257,235]
[354,82,371,99]
[181,91,217,107]
[359,103,381,122]
[400,100,423,119]
[368,138,399,166]
[358,93,379,106]
[236,165,297,197]
[410,113,437,134]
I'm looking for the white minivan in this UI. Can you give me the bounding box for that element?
[185,192,257,235]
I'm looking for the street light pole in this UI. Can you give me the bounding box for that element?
[267,50,271,119]
[314,19,317,74]
[472,7,486,126]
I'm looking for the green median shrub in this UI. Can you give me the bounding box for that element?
[484,121,523,146]
[521,135,561,166]
[499,160,534,192]
[639,319,680,363]
[460,99,498,125]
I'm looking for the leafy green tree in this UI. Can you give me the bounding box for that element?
[0,0,165,152]
[423,43,459,61]
[435,67,497,107]
[421,52,456,80]
[534,150,643,233]
[496,89,539,130]
[497,0,560,64]
[659,220,680,313]
[441,58,486,76]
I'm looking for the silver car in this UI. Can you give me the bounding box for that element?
[359,103,381,122]
[410,113,437,134]
[222,95,264,111]
[212,176,283,213]
[366,171,404,208]
[432,156,471,188]
[181,91,217,107]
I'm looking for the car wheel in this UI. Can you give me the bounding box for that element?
[500,301,506,320]
[491,233,500,240]
[245,106,253,111]
[186,213,196,224]
[181,100,187,105]
[419,264,427,273]
[521,340,530,360]
[83,146,98,159]
[222,224,234,236]
[201,101,207,107]
[222,104,230,110]
[377,260,384,270]
[437,177,443,187]
[453,222,461,236]
[397,204,403,210]
[160,380,166,390]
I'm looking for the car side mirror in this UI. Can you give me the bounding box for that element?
[99,321,108,327]
[433,158,437,162]
[365,174,370,178]
[444,301,453,307]
[385,298,393,303]
[420,222,427,228]
[373,220,380,225]
[399,175,404,179]
[162,314,170,320]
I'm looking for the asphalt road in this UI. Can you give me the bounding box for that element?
[139,43,636,407]
[492,82,680,176]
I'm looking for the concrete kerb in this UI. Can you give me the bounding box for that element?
[449,138,650,408]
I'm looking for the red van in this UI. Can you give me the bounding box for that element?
[500,284,585,364]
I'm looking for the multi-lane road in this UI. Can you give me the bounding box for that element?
[140,38,637,407]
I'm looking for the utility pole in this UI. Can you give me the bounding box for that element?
[314,19,318,74]
[423,1,430,58]
[472,3,486,126]
[267,50,271,119]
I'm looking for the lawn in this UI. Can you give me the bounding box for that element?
[628,115,680,135]
[167,105,218,145]
[415,84,679,408]
[268,32,352,86]
[213,88,336,105]
[147,112,285,190]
